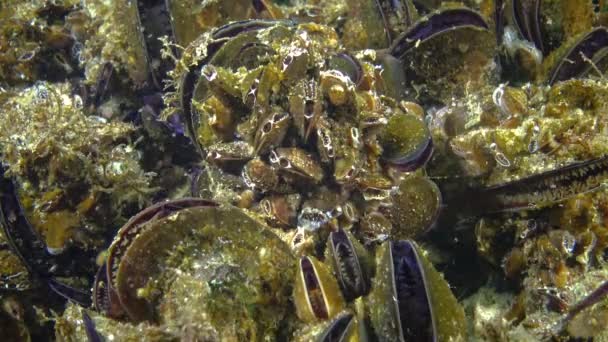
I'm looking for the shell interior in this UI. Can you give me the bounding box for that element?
[390,240,434,341]
[301,256,329,319]
[330,230,366,300]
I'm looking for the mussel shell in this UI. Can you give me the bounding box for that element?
[389,175,442,239]
[368,240,466,341]
[374,0,419,44]
[134,0,176,90]
[548,27,608,85]
[294,256,346,322]
[242,158,279,192]
[380,113,433,172]
[82,309,103,342]
[179,20,287,152]
[318,311,360,342]
[389,8,489,59]
[104,198,217,320]
[0,163,52,276]
[93,263,111,315]
[377,54,407,101]
[511,0,544,54]
[328,53,364,86]
[325,229,372,301]
[115,204,294,324]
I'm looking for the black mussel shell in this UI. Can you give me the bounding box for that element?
[369,240,466,341]
[318,312,357,342]
[479,154,608,212]
[512,0,544,54]
[389,8,489,59]
[0,163,51,275]
[390,240,434,341]
[380,113,433,172]
[82,309,103,342]
[180,19,289,153]
[327,229,371,301]
[328,53,363,86]
[374,0,418,44]
[548,27,608,85]
[134,0,177,90]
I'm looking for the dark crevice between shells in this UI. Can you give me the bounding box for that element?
[495,0,505,45]
[391,240,433,341]
[92,62,114,108]
[300,256,329,320]
[389,8,489,59]
[135,0,177,91]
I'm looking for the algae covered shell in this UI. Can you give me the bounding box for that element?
[103,200,295,339]
[389,174,442,239]
[294,255,346,322]
[380,112,433,171]
[368,240,466,341]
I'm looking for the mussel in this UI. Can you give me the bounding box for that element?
[368,240,466,341]
[294,256,346,322]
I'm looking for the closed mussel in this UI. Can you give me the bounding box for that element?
[388,175,442,239]
[368,240,466,341]
[380,112,433,172]
[294,256,346,322]
[294,311,362,342]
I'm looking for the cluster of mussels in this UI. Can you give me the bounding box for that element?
[3,0,608,341]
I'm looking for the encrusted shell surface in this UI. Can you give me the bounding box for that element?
[114,204,295,339]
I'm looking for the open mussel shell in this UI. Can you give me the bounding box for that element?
[388,175,442,239]
[113,203,294,329]
[325,229,373,301]
[294,256,346,322]
[511,0,544,54]
[368,240,466,341]
[179,19,288,152]
[101,198,217,320]
[380,113,433,172]
[548,27,608,85]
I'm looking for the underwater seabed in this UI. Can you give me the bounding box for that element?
[2,0,608,340]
